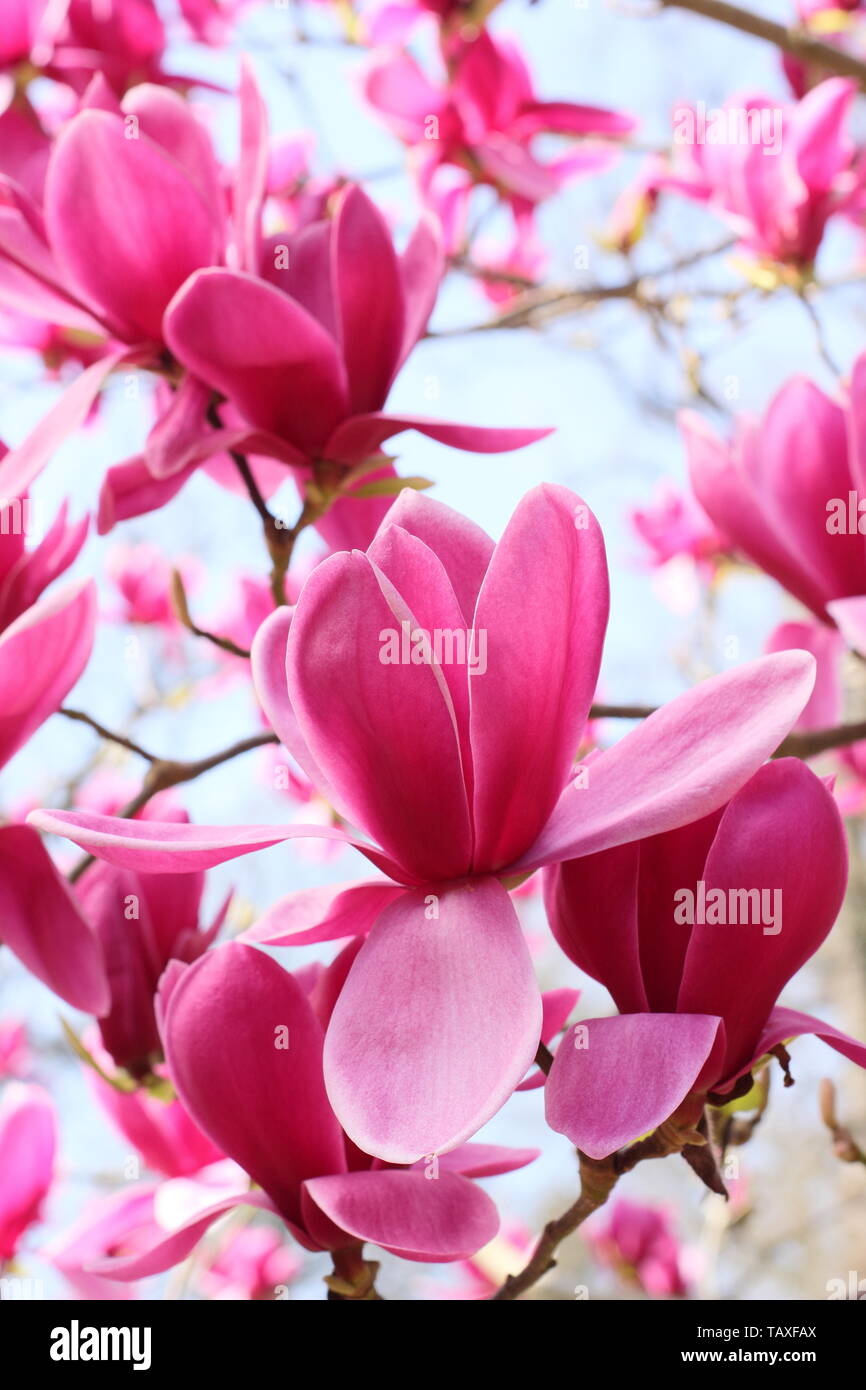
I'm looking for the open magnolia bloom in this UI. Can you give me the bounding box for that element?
[683,357,866,630]
[31,486,817,1162]
[87,942,537,1281]
[543,758,866,1159]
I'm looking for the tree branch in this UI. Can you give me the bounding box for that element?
[491,1118,704,1300]
[67,731,279,883]
[660,0,866,87]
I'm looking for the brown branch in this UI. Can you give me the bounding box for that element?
[433,238,735,336]
[492,1119,701,1300]
[59,708,155,762]
[67,731,279,884]
[660,0,866,88]
[590,702,866,759]
[774,718,866,759]
[169,570,251,659]
[590,701,658,720]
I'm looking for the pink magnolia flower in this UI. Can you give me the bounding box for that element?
[105,542,200,628]
[47,1184,160,1301]
[85,1035,224,1177]
[585,1198,691,1298]
[631,481,726,573]
[86,942,537,1281]
[0,462,88,632]
[32,487,817,1160]
[0,1082,56,1261]
[683,362,866,628]
[364,31,634,211]
[73,815,230,1074]
[656,78,863,268]
[7,0,238,94]
[0,580,109,1016]
[0,85,223,349]
[196,1224,300,1301]
[543,758,866,1158]
[151,185,550,507]
[0,77,228,502]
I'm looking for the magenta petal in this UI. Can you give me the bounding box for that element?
[471,484,609,870]
[323,412,552,466]
[544,844,648,1012]
[827,596,866,658]
[26,808,405,879]
[397,214,443,371]
[0,578,96,770]
[332,186,405,413]
[46,111,220,342]
[0,347,130,499]
[287,549,472,881]
[242,879,404,946]
[0,825,109,1014]
[302,1170,498,1262]
[678,761,848,1076]
[324,879,542,1163]
[518,651,815,873]
[375,488,493,626]
[518,987,582,1090]
[250,606,342,808]
[163,943,346,1225]
[97,453,197,532]
[88,1191,277,1282]
[733,1005,866,1086]
[427,1144,540,1177]
[233,59,269,274]
[165,268,348,455]
[545,1013,723,1159]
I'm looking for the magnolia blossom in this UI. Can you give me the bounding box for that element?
[365,30,634,210]
[656,78,863,268]
[585,1198,691,1298]
[32,486,816,1160]
[364,30,634,271]
[84,942,537,1281]
[683,359,866,636]
[543,759,866,1157]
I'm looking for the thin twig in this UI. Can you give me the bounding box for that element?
[66,731,279,884]
[59,708,155,762]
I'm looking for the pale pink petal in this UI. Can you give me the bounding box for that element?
[545,1013,723,1158]
[324,879,542,1163]
[302,1169,498,1262]
[516,652,815,873]
[242,879,405,946]
[26,808,406,880]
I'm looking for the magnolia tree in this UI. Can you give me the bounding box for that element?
[2,0,866,1307]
